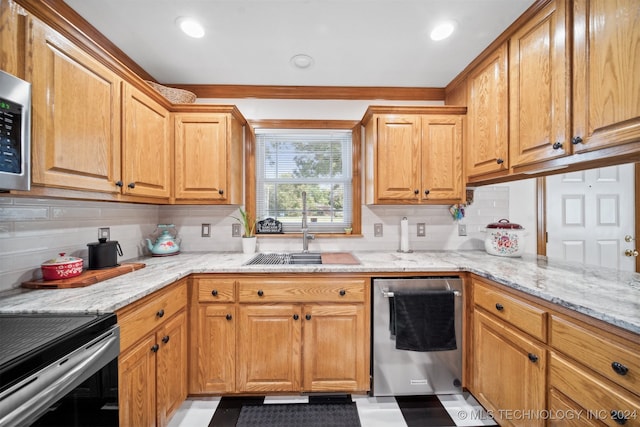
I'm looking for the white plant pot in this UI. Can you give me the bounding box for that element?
[241,236,257,254]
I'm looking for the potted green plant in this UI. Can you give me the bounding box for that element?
[233,207,257,253]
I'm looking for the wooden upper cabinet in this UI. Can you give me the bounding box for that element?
[372,114,421,201]
[26,17,122,193]
[572,0,640,153]
[0,0,26,77]
[122,83,171,200]
[466,43,509,180]
[363,106,465,205]
[421,115,464,201]
[173,110,244,204]
[509,0,571,168]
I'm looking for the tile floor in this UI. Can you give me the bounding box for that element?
[167,393,497,427]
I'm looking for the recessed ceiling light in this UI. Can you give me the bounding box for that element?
[290,54,314,69]
[430,21,456,41]
[176,17,205,38]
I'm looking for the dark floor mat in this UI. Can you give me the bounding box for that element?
[236,402,361,427]
[396,395,456,427]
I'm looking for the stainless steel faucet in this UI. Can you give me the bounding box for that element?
[301,191,315,252]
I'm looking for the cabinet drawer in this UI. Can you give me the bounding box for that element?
[118,282,187,351]
[197,278,236,302]
[474,280,547,341]
[238,277,366,303]
[550,315,640,395]
[550,353,640,427]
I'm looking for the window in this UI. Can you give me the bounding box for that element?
[255,129,353,233]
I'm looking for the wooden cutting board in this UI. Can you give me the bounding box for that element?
[22,263,146,289]
[321,252,360,265]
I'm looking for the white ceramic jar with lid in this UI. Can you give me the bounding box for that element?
[484,219,525,257]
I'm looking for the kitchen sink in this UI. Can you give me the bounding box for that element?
[244,252,323,265]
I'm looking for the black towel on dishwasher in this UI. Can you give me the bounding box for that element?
[391,289,456,352]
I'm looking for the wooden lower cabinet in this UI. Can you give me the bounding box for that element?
[237,304,302,392]
[190,274,370,395]
[549,353,640,427]
[236,302,368,393]
[472,309,547,427]
[118,281,187,427]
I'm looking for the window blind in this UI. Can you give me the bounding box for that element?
[255,129,353,233]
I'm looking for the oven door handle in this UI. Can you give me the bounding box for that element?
[0,325,120,427]
[381,289,461,297]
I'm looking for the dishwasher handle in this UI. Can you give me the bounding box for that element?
[381,289,461,298]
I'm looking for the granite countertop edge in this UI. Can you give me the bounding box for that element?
[0,250,638,336]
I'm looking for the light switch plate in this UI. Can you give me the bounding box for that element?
[232,223,241,237]
[417,223,425,237]
[98,227,110,240]
[458,223,467,236]
[374,223,383,237]
[201,223,211,237]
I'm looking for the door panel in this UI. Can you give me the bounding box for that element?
[546,164,636,271]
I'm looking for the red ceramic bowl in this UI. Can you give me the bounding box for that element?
[41,253,84,280]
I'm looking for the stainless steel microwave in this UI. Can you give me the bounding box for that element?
[0,70,31,191]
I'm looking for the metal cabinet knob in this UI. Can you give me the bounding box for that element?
[162,335,170,344]
[571,136,583,145]
[611,361,629,376]
[305,314,312,321]
[496,158,504,165]
[424,189,430,196]
[257,290,264,297]
[156,309,165,318]
[293,314,299,320]
[211,289,218,296]
[528,353,539,363]
[339,289,346,296]
[226,314,232,320]
[115,180,123,187]
[552,141,563,150]
[495,303,504,311]
[127,182,135,189]
[151,344,159,353]
[218,189,224,195]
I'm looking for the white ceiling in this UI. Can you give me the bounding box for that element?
[63,0,535,88]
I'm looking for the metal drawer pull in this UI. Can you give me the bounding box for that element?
[611,361,629,376]
[381,289,461,298]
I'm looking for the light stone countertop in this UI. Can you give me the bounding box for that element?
[0,250,638,335]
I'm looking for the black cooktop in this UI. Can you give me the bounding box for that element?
[0,313,117,394]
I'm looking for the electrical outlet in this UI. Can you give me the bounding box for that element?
[374,223,383,237]
[417,223,426,237]
[232,223,241,237]
[98,227,110,240]
[201,223,211,237]
[458,223,467,236]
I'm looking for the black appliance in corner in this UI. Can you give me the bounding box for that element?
[0,313,120,426]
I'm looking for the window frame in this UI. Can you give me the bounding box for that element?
[245,119,362,236]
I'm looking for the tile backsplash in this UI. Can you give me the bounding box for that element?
[0,183,532,292]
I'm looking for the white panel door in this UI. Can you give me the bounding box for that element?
[546,164,636,271]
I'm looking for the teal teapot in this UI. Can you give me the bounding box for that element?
[146,224,181,256]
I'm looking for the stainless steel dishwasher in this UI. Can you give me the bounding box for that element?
[372,276,463,396]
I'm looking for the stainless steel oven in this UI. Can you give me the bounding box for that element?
[372,276,463,396]
[0,313,120,426]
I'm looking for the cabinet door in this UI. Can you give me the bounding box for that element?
[122,83,171,199]
[375,115,421,201]
[26,17,122,193]
[509,0,570,167]
[156,310,187,427]
[174,113,229,201]
[421,115,464,202]
[473,309,546,427]
[237,304,301,392]
[302,304,368,392]
[466,44,509,179]
[119,334,157,427]
[191,304,236,393]
[572,0,640,152]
